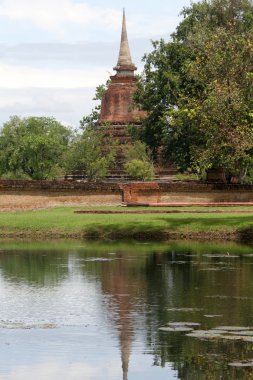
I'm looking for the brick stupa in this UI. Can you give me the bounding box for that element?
[100,10,146,125]
[98,10,176,180]
[98,10,146,176]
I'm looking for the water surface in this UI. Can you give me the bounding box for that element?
[0,240,253,379]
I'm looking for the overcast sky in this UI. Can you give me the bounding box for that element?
[0,0,192,127]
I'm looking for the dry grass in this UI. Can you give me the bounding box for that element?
[0,193,121,211]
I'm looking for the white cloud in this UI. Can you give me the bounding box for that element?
[0,88,96,127]
[0,88,88,112]
[0,360,122,380]
[0,0,121,33]
[0,63,108,88]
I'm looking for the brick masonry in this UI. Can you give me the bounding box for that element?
[119,182,253,204]
[100,78,146,124]
[0,180,121,193]
[0,181,253,209]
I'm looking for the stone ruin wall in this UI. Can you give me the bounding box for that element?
[0,181,253,211]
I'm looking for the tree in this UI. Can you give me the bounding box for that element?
[64,126,116,181]
[0,116,72,180]
[136,0,253,180]
[80,81,109,129]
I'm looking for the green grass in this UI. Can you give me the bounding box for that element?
[0,206,253,240]
[0,239,252,255]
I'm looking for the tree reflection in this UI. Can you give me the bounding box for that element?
[0,249,69,285]
[0,242,253,378]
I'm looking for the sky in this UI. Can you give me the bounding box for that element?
[0,0,192,127]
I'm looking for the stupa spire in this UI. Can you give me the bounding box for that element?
[114,9,136,74]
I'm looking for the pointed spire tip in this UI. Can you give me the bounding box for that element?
[115,8,135,69]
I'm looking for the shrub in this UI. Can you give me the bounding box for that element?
[125,159,154,181]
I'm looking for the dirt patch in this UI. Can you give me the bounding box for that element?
[0,193,121,212]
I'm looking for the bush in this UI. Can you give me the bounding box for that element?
[1,170,31,180]
[175,173,199,181]
[125,159,154,181]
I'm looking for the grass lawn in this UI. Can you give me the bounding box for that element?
[0,206,253,240]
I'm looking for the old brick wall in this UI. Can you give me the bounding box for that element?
[119,183,161,203]
[120,182,253,204]
[159,182,253,203]
[0,180,121,193]
[0,181,123,210]
[1,181,253,208]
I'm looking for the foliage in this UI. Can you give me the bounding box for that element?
[241,157,253,183]
[124,141,152,162]
[125,159,155,181]
[124,141,155,180]
[0,116,72,180]
[175,172,199,181]
[1,169,32,180]
[80,81,109,129]
[64,126,116,181]
[136,0,253,180]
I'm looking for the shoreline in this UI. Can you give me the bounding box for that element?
[0,229,252,243]
[0,206,252,243]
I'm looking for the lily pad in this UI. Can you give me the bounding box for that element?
[214,326,251,331]
[229,331,253,336]
[203,254,239,258]
[168,322,200,327]
[233,296,251,300]
[168,308,203,312]
[242,336,253,342]
[222,335,242,341]
[186,330,223,339]
[187,331,243,341]
[159,326,193,332]
[209,329,228,334]
[229,360,253,367]
[204,315,223,318]
[85,258,116,262]
[186,325,253,342]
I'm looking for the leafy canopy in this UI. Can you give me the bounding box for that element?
[64,126,116,181]
[136,0,253,179]
[0,116,72,180]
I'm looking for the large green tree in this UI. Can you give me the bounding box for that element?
[64,126,116,181]
[136,0,253,180]
[0,116,72,180]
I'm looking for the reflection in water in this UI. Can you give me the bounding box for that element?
[101,255,135,380]
[0,241,252,379]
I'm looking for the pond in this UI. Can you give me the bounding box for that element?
[0,240,253,379]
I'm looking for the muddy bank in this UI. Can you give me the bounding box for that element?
[0,228,252,243]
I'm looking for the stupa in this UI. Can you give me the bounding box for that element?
[97,9,176,180]
[100,9,146,125]
[98,10,146,177]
